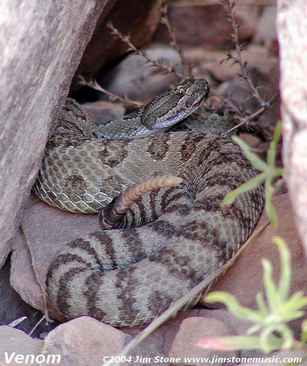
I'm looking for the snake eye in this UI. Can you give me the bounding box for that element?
[185,96,195,108]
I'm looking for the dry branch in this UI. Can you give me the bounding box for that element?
[220,0,276,134]
[77,75,143,108]
[107,22,178,76]
[160,1,192,77]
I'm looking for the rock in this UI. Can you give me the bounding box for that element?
[0,259,31,326]
[0,326,43,365]
[155,2,258,49]
[43,317,129,366]
[254,6,277,48]
[0,0,108,274]
[10,228,44,313]
[168,316,237,365]
[217,64,280,141]
[187,309,251,338]
[124,308,249,365]
[76,0,162,78]
[97,44,183,101]
[277,0,307,258]
[187,46,276,82]
[43,315,167,366]
[0,256,56,337]
[11,197,100,312]
[128,334,169,366]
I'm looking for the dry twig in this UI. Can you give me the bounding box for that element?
[77,18,189,108]
[220,0,276,134]
[225,95,277,136]
[107,22,180,77]
[8,316,27,328]
[28,314,46,337]
[160,1,191,77]
[77,75,143,109]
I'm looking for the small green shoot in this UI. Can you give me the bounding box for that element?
[223,122,283,227]
[301,320,307,344]
[198,237,307,354]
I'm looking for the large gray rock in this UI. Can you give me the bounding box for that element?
[98,44,182,101]
[277,0,307,257]
[0,0,111,266]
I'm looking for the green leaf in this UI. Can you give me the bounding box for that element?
[223,172,266,205]
[262,259,280,311]
[206,292,263,323]
[256,292,268,316]
[205,236,304,355]
[281,292,307,319]
[265,181,278,227]
[268,122,282,167]
[274,168,284,178]
[274,237,291,300]
[247,324,262,335]
[232,136,268,171]
[279,310,305,322]
[301,320,307,343]
[260,324,294,353]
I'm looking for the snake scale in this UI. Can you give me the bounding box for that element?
[34,79,264,327]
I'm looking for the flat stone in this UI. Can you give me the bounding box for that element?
[168,316,237,366]
[43,317,129,366]
[0,326,43,365]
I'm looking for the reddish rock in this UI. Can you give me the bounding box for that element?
[183,46,276,85]
[11,197,100,312]
[168,316,237,365]
[44,317,129,366]
[76,0,162,78]
[155,3,258,49]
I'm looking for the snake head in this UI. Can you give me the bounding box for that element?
[141,78,210,130]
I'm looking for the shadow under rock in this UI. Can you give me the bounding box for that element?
[0,255,59,338]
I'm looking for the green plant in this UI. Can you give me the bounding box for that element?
[198,237,307,353]
[223,122,283,227]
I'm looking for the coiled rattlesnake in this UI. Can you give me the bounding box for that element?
[34,79,264,327]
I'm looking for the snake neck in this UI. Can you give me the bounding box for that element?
[93,78,210,140]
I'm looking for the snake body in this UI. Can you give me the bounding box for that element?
[34,79,264,327]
